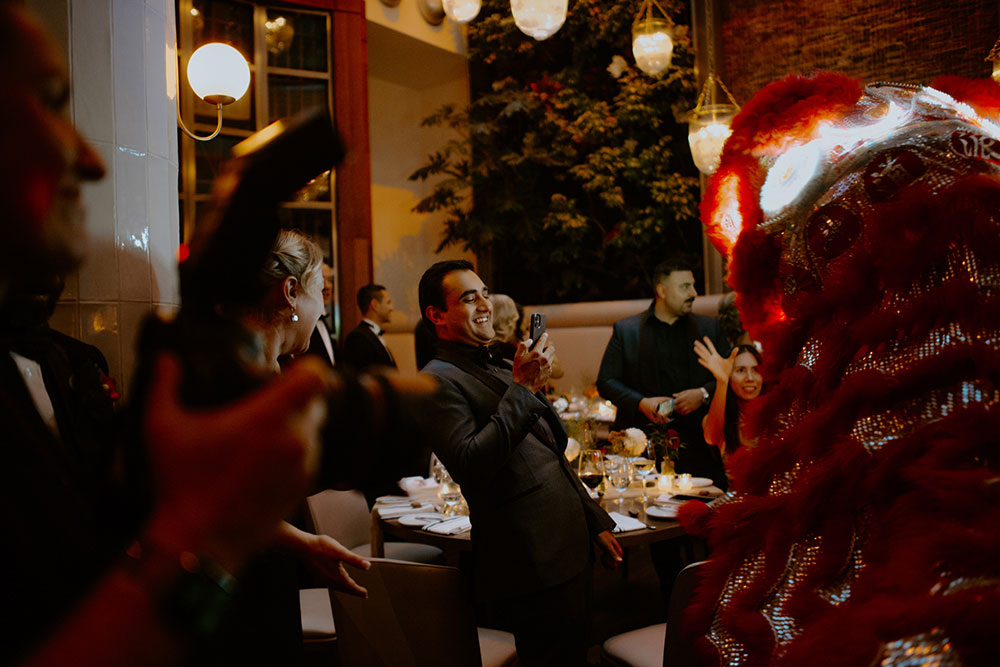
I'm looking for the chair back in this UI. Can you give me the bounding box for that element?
[330,558,483,667]
[662,560,706,667]
[305,489,370,550]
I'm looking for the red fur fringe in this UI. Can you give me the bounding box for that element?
[688,74,1000,666]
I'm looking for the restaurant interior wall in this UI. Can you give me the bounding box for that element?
[364,1,475,360]
[33,0,180,398]
[719,0,999,104]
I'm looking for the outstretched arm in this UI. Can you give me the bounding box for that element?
[694,337,737,450]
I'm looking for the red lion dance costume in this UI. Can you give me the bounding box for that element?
[682,73,1000,666]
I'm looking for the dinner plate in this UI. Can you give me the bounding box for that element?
[689,477,713,488]
[645,505,679,520]
[397,512,447,527]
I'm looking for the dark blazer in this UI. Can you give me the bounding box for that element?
[303,317,335,367]
[597,308,730,485]
[421,343,613,600]
[597,308,728,430]
[340,321,395,370]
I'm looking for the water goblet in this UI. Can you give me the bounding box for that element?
[606,456,632,511]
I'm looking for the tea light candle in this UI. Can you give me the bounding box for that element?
[677,473,693,492]
[657,474,674,494]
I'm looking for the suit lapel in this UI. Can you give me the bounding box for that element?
[435,345,563,453]
[637,311,657,396]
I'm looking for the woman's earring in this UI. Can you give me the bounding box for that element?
[291,310,299,323]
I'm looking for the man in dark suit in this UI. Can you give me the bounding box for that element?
[597,257,730,486]
[418,260,621,666]
[304,262,336,366]
[340,283,396,370]
[597,257,729,607]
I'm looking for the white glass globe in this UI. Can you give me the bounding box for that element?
[510,0,567,41]
[443,0,481,23]
[632,19,673,76]
[687,104,736,175]
[187,43,250,105]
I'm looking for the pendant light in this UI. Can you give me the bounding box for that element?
[687,0,739,174]
[632,0,674,76]
[443,0,481,23]
[510,0,568,41]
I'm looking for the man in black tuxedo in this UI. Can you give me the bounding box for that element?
[304,262,336,366]
[340,283,396,370]
[418,260,621,666]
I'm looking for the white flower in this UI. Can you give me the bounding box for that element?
[565,436,581,462]
[623,428,647,456]
[607,55,627,79]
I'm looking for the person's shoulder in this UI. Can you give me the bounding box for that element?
[691,312,721,329]
[49,329,110,374]
[422,357,459,376]
[613,311,645,329]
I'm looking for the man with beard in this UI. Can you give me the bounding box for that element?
[597,256,729,486]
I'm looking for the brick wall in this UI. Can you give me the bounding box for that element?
[720,0,999,105]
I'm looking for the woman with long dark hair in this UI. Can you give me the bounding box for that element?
[693,338,763,460]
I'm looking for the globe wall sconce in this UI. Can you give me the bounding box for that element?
[632,0,674,76]
[178,43,251,142]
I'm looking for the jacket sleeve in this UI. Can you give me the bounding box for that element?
[596,322,644,423]
[423,372,549,492]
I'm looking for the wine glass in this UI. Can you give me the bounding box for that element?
[632,446,657,502]
[606,456,632,511]
[577,449,604,498]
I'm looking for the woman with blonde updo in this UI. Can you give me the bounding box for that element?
[489,293,521,360]
[210,229,369,665]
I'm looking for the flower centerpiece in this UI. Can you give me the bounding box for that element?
[643,424,684,474]
[608,427,648,457]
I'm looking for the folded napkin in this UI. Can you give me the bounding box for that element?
[399,476,439,494]
[424,516,472,535]
[374,495,413,506]
[376,502,434,519]
[608,511,647,533]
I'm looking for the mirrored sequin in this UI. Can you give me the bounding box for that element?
[877,628,960,667]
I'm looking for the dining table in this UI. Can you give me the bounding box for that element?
[368,480,720,558]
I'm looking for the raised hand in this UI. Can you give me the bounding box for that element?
[694,336,737,383]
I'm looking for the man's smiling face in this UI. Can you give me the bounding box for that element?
[432,269,494,346]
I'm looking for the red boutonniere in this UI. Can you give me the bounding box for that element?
[99,371,120,402]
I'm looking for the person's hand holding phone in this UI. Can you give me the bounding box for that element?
[513,332,554,394]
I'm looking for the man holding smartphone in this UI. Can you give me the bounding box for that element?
[418,260,621,665]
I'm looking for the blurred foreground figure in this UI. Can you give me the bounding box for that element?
[683,74,1000,665]
[0,5,331,665]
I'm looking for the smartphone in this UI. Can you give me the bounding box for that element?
[528,312,546,350]
[656,398,674,420]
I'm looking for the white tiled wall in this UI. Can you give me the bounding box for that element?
[48,0,180,397]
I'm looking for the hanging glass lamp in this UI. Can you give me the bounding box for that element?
[631,0,674,76]
[510,0,568,41]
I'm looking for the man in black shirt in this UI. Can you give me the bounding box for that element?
[597,257,729,486]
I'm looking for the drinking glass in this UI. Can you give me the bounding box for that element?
[631,440,657,502]
[577,449,604,498]
[606,456,632,511]
[438,469,463,516]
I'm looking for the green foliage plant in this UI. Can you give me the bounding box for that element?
[410,0,702,303]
